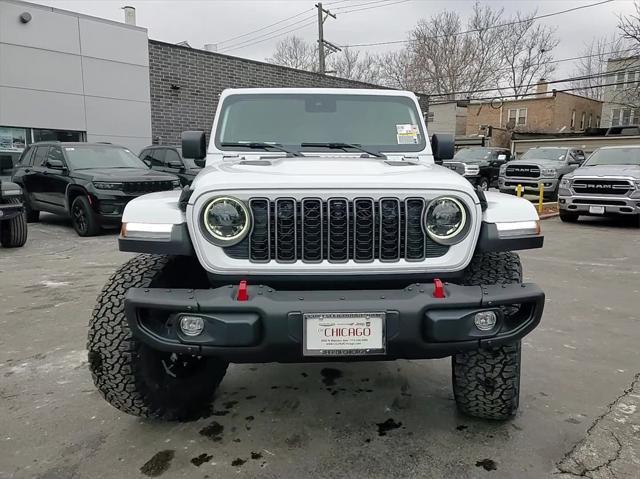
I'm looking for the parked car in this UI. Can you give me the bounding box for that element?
[443,147,512,190]
[88,88,545,422]
[12,142,180,236]
[139,145,203,186]
[499,147,586,200]
[558,145,640,226]
[0,156,27,247]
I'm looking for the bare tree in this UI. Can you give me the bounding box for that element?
[266,35,317,72]
[569,36,626,101]
[497,11,559,98]
[376,50,422,90]
[614,1,640,110]
[619,1,640,47]
[407,3,504,99]
[326,47,380,83]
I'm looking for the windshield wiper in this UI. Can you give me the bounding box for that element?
[221,142,303,157]
[300,142,386,159]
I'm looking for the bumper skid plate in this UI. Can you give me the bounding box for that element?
[125,282,545,362]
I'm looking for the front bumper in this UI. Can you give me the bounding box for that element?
[499,177,558,194]
[0,201,24,221]
[125,281,545,363]
[558,193,640,215]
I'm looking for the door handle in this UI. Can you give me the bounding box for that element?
[24,168,31,173]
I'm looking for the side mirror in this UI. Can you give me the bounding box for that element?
[46,159,65,170]
[168,160,184,170]
[431,133,455,164]
[182,131,206,165]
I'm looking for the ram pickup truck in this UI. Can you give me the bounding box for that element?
[558,145,640,225]
[88,88,545,422]
[443,147,512,190]
[499,147,586,199]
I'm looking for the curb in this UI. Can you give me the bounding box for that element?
[539,212,559,220]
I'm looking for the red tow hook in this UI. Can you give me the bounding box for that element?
[237,280,249,301]
[433,278,446,299]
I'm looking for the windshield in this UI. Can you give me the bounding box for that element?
[521,148,567,161]
[64,146,148,170]
[215,93,426,154]
[584,148,640,166]
[454,148,495,162]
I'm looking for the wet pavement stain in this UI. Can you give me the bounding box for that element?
[212,410,229,416]
[245,415,254,421]
[376,418,402,436]
[199,421,224,442]
[321,368,343,386]
[140,450,175,477]
[251,451,263,460]
[190,453,213,467]
[456,425,468,431]
[231,458,247,467]
[246,395,257,400]
[476,459,497,471]
[301,372,308,378]
[223,400,238,409]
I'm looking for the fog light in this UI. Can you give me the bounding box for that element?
[179,315,205,336]
[474,311,497,331]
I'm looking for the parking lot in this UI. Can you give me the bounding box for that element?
[1,213,639,479]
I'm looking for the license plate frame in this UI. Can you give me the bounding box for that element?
[302,312,386,357]
[589,206,605,215]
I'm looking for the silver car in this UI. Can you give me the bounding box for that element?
[558,146,640,226]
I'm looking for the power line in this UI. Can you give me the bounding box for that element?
[426,63,640,99]
[340,0,614,48]
[219,19,317,53]
[338,0,412,14]
[216,7,313,46]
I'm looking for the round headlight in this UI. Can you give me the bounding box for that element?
[424,197,468,245]
[201,197,250,245]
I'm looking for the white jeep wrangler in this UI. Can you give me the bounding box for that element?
[88,88,545,421]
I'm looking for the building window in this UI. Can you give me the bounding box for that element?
[580,112,586,130]
[33,129,84,143]
[612,109,620,126]
[622,109,632,126]
[507,108,527,127]
[616,72,626,90]
[588,114,593,128]
[427,111,435,123]
[596,116,601,127]
[570,110,576,129]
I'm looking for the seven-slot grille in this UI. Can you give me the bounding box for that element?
[122,181,175,195]
[505,165,540,178]
[225,197,450,263]
[571,179,632,195]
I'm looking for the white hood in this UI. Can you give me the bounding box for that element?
[191,155,476,193]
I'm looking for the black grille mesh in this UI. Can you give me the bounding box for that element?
[227,197,450,263]
[122,181,174,194]
[572,179,632,195]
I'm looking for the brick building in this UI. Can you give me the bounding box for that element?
[465,90,602,147]
[148,40,428,145]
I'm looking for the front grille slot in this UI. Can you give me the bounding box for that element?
[572,179,632,195]
[505,165,540,178]
[122,181,174,194]
[232,197,450,263]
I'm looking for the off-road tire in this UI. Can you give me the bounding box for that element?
[559,210,579,223]
[71,195,101,236]
[477,177,490,191]
[452,252,523,420]
[0,199,28,248]
[88,254,228,420]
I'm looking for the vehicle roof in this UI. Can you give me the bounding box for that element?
[29,142,124,148]
[220,88,415,97]
[143,145,180,148]
[530,146,570,150]
[461,147,509,150]
[597,145,640,150]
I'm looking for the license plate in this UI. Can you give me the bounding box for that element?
[589,206,605,214]
[303,312,386,356]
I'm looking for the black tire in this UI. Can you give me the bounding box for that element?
[70,195,101,236]
[559,210,579,223]
[0,199,28,248]
[452,252,523,420]
[477,177,490,191]
[88,254,227,420]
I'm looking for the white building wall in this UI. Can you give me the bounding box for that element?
[601,56,640,128]
[0,0,151,151]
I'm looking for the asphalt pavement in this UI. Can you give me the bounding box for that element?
[1,213,639,479]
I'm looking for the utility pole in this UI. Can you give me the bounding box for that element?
[316,2,340,74]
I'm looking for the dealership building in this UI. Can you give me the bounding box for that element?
[0,0,424,170]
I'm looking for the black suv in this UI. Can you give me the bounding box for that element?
[443,147,512,190]
[139,145,203,186]
[0,156,28,248]
[12,142,180,236]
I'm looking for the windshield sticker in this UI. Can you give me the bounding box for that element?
[396,124,419,144]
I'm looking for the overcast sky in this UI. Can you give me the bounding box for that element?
[33,0,638,78]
